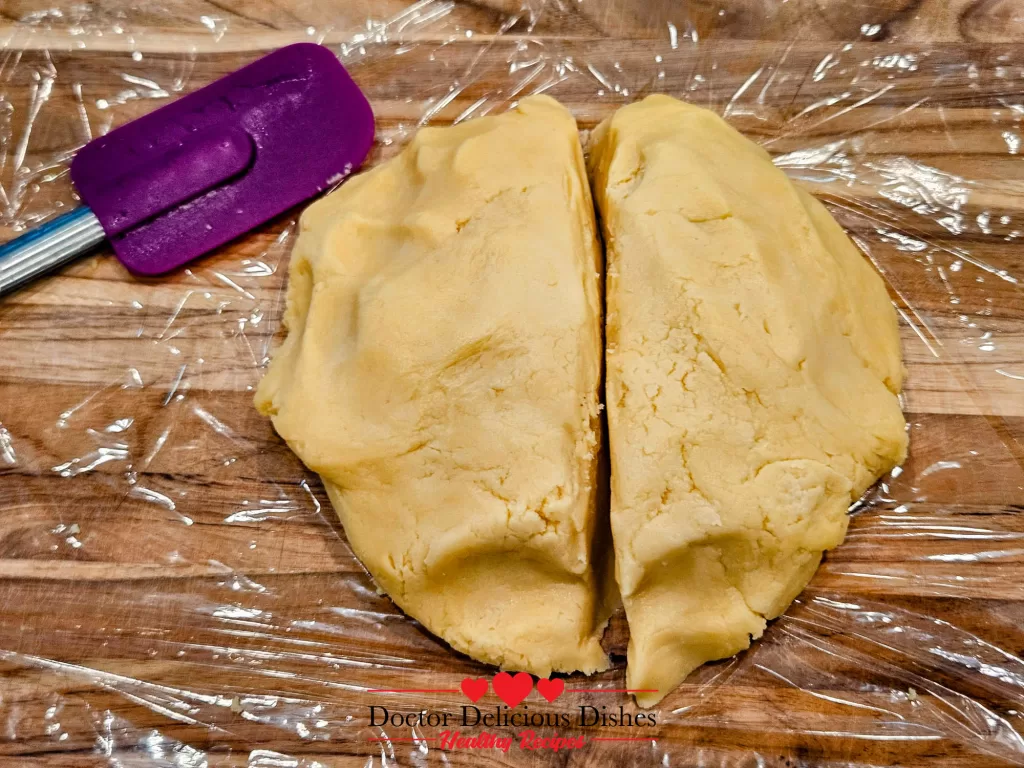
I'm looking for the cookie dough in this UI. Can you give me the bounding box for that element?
[256,96,612,675]
[589,95,908,706]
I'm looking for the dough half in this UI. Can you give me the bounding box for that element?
[256,95,612,675]
[589,95,908,706]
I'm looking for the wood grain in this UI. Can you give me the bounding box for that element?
[2,0,1024,49]
[1,1,1024,766]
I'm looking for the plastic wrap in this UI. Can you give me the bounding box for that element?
[1,1,1023,765]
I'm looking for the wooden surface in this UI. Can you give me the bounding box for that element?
[1,1,1024,766]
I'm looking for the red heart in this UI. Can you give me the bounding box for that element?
[460,677,488,703]
[536,677,565,703]
[492,671,533,708]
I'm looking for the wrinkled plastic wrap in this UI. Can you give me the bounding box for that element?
[1,1,1023,765]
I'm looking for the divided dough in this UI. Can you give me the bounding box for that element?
[258,94,907,704]
[255,95,612,676]
[589,95,907,705]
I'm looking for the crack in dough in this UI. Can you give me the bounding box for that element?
[589,95,908,707]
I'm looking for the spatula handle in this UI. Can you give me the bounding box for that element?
[0,207,107,297]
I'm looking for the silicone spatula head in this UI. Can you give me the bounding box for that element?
[70,43,374,275]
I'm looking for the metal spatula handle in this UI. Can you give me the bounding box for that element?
[0,207,106,297]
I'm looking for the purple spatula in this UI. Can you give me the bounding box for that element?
[0,43,374,295]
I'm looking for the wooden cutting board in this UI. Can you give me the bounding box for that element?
[1,1,1023,765]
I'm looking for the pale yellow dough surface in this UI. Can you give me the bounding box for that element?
[255,95,611,675]
[589,95,908,707]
